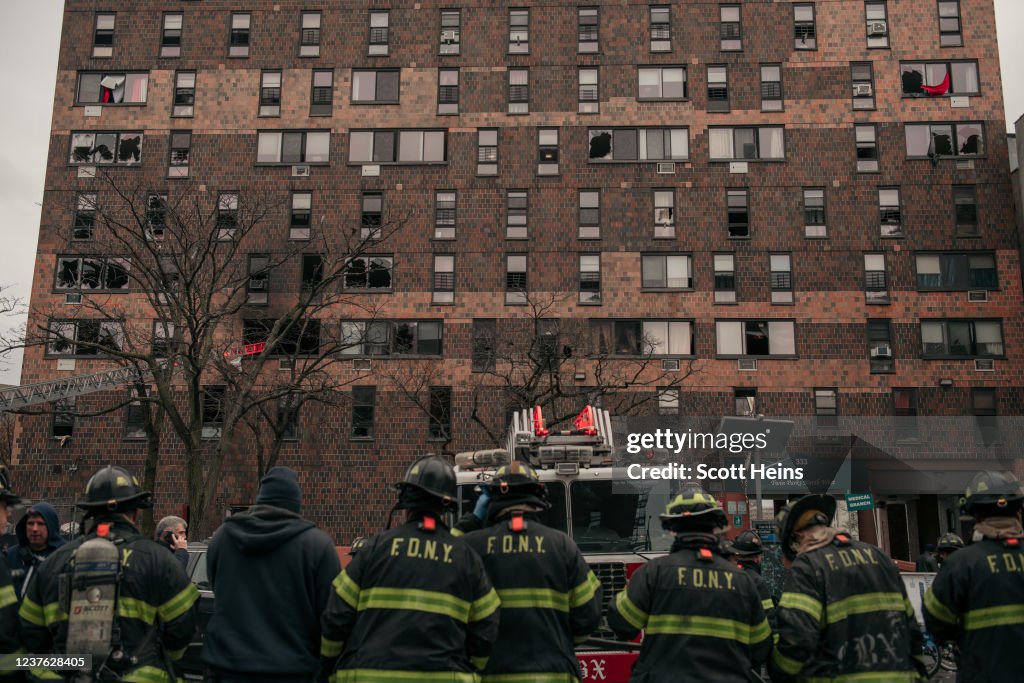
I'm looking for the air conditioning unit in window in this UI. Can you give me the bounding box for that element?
[868,21,888,36]
[352,358,371,371]
[738,359,757,371]
[853,83,873,97]
[968,290,989,303]
[661,358,680,371]
[65,293,82,305]
[975,359,995,372]
[656,162,676,175]
[441,30,458,43]
[870,345,892,358]
[654,208,674,225]
[292,165,311,177]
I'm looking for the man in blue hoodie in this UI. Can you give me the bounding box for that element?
[5,501,64,599]
[203,467,340,683]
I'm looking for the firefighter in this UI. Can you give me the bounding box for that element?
[771,494,924,682]
[462,460,602,681]
[731,530,777,635]
[18,465,198,683]
[933,532,964,567]
[607,483,771,682]
[924,470,1024,682]
[1,467,25,682]
[320,455,500,682]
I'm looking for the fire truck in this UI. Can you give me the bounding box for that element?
[454,405,671,683]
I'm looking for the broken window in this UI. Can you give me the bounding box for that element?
[344,256,393,290]
[852,62,876,110]
[707,65,729,112]
[161,13,183,57]
[708,127,784,161]
[278,393,300,441]
[300,11,321,57]
[507,190,528,239]
[477,129,498,176]
[953,185,978,236]
[257,131,331,164]
[537,128,559,175]
[168,131,191,178]
[804,188,826,238]
[900,61,979,97]
[77,72,149,105]
[578,68,599,114]
[202,386,225,439]
[70,131,143,165]
[242,318,321,356]
[73,192,97,240]
[259,71,282,116]
[654,189,675,238]
[642,254,692,289]
[428,387,453,440]
[352,70,400,103]
[153,320,175,359]
[579,190,600,239]
[369,11,389,56]
[217,192,239,240]
[146,193,167,240]
[865,253,890,304]
[440,9,461,54]
[509,8,529,53]
[579,254,601,304]
[938,1,962,47]
[639,66,686,100]
[433,254,455,304]
[472,319,496,372]
[727,189,749,238]
[247,254,270,305]
[794,4,817,50]
[438,69,459,115]
[125,386,150,440]
[230,13,251,57]
[714,254,736,304]
[650,6,671,52]
[93,13,115,58]
[578,7,599,53]
[508,69,529,114]
[716,321,795,357]
[760,65,783,111]
[352,387,375,439]
[348,130,446,164]
[361,192,383,240]
[391,321,443,355]
[301,253,323,290]
[506,254,528,304]
[55,256,130,292]
[855,124,879,172]
[172,71,195,117]
[290,191,312,240]
[720,5,741,51]
[588,128,689,162]
[47,320,125,357]
[905,122,984,158]
[435,190,456,239]
[770,253,794,304]
[53,398,75,438]
[310,70,333,116]
[879,188,902,237]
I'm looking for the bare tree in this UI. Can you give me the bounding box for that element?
[11,170,407,535]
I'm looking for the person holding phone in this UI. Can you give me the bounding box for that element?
[156,515,189,569]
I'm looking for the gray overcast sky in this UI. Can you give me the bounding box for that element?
[1,1,1022,384]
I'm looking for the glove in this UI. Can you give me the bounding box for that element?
[473,488,491,521]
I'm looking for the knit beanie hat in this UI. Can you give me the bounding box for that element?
[255,467,301,513]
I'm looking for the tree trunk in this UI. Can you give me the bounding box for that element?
[138,406,164,537]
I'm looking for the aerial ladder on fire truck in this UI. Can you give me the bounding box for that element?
[0,342,266,413]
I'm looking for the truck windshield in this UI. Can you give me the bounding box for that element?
[457,482,568,533]
[570,480,674,554]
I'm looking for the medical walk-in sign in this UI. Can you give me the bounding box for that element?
[845,492,875,511]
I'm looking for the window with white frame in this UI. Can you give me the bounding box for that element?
[716,320,796,357]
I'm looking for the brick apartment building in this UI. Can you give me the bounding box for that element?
[9,0,1023,555]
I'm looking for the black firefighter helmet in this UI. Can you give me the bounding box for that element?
[77,465,152,516]
[961,470,1024,517]
[732,529,765,556]
[776,494,837,561]
[935,533,965,553]
[394,455,457,510]
[659,483,728,532]
[487,460,550,518]
[0,465,21,506]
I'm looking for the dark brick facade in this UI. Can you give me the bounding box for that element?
[11,0,1023,540]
